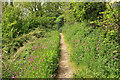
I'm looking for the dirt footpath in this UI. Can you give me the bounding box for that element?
[57,33,73,78]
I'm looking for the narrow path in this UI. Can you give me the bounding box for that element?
[57,33,73,78]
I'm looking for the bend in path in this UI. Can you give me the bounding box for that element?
[57,33,73,78]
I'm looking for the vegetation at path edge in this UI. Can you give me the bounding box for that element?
[2,30,60,78]
[61,2,119,78]
[1,1,119,78]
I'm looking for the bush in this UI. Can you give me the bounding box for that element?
[2,5,23,39]
[54,15,64,29]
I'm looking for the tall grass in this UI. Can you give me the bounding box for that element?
[62,22,119,78]
[2,30,60,78]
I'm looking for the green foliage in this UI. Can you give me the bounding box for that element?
[2,2,62,48]
[63,2,106,24]
[54,15,64,29]
[2,5,23,39]
[2,2,120,78]
[93,3,120,30]
[2,30,60,78]
[62,2,119,78]
[2,27,46,56]
[91,2,120,47]
[62,22,119,78]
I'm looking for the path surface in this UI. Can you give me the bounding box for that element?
[57,33,73,78]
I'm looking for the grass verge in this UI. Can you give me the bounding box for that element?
[62,22,119,78]
[2,30,60,78]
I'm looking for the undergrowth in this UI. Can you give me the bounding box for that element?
[62,21,119,78]
[2,30,60,78]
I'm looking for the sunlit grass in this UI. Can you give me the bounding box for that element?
[2,30,60,78]
[62,22,119,78]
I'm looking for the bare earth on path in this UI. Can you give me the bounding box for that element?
[57,33,73,78]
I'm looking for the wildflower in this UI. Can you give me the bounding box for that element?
[39,61,41,64]
[98,33,100,35]
[24,65,27,68]
[54,75,56,77]
[113,56,116,60]
[43,45,45,48]
[42,59,43,61]
[53,41,55,44]
[40,66,42,68]
[35,44,38,47]
[39,46,41,48]
[51,75,53,77]
[30,63,32,65]
[36,46,39,49]
[113,56,116,58]
[15,72,17,74]
[29,59,31,61]
[75,44,77,47]
[75,40,77,42]
[11,60,13,62]
[96,41,100,50]
[32,46,34,50]
[97,41,99,46]
[51,63,53,65]
[21,70,23,72]
[11,76,14,78]
[98,53,101,55]
[48,76,49,77]
[39,49,41,51]
[34,67,37,70]
[81,54,83,56]
[31,59,34,62]
[96,47,99,50]
[34,56,37,58]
